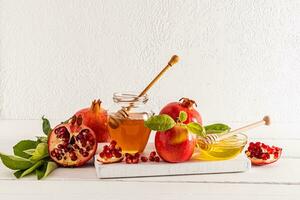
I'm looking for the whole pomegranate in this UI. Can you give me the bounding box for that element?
[75,99,109,142]
[48,115,97,167]
[159,98,202,124]
[155,125,196,163]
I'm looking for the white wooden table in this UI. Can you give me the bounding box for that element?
[0,120,299,200]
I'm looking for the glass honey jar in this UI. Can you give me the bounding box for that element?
[108,92,153,153]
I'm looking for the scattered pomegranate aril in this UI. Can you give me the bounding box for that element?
[154,156,160,162]
[141,156,148,162]
[150,151,156,157]
[149,156,154,161]
[245,142,282,166]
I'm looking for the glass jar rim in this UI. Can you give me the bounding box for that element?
[113,91,148,104]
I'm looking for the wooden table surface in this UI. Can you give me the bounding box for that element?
[0,120,299,200]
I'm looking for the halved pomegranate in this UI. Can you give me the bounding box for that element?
[245,142,282,166]
[48,115,97,167]
[97,140,124,164]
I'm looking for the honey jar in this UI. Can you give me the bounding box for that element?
[108,92,153,153]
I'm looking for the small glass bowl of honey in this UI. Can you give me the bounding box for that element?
[107,92,153,154]
[194,133,248,161]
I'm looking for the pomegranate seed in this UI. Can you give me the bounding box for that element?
[57,144,64,149]
[110,140,117,146]
[274,152,279,158]
[141,156,148,162]
[149,156,155,162]
[134,153,140,158]
[79,149,84,154]
[154,156,160,162]
[150,151,156,157]
[70,152,77,161]
[73,144,79,149]
[132,157,139,163]
[114,152,122,158]
[50,151,57,157]
[82,151,89,157]
[262,143,268,149]
[99,152,105,158]
[81,141,87,147]
[255,142,261,146]
[105,152,112,158]
[57,155,62,160]
[103,145,109,151]
[125,157,132,164]
[125,153,130,157]
[86,146,91,151]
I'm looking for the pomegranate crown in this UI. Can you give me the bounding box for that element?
[90,99,102,113]
[179,97,197,108]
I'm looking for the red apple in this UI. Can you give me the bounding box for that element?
[155,125,196,163]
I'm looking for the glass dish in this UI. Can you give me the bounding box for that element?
[194,133,248,161]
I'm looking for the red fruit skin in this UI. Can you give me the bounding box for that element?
[159,98,202,125]
[75,100,110,143]
[155,125,196,163]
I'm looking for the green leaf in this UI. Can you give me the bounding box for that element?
[36,161,58,180]
[36,136,48,143]
[42,116,52,136]
[178,111,188,123]
[30,143,49,162]
[13,140,38,159]
[14,160,44,179]
[0,153,33,170]
[23,149,36,156]
[204,123,231,134]
[144,114,176,131]
[186,122,206,137]
[14,170,25,178]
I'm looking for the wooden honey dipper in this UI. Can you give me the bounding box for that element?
[108,55,180,129]
[203,116,271,144]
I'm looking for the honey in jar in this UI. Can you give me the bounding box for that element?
[108,92,153,153]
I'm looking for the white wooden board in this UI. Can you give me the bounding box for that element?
[95,154,251,179]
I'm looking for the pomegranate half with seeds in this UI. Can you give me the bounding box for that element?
[48,115,97,167]
[245,142,282,166]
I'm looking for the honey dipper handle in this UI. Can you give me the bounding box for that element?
[218,116,271,141]
[138,55,179,97]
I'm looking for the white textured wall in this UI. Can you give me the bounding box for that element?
[0,0,299,123]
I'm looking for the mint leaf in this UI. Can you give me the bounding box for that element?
[13,140,38,159]
[186,122,205,137]
[0,153,33,170]
[14,160,44,179]
[30,143,49,162]
[179,111,187,123]
[36,161,58,180]
[205,123,230,134]
[42,116,52,136]
[144,114,176,131]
